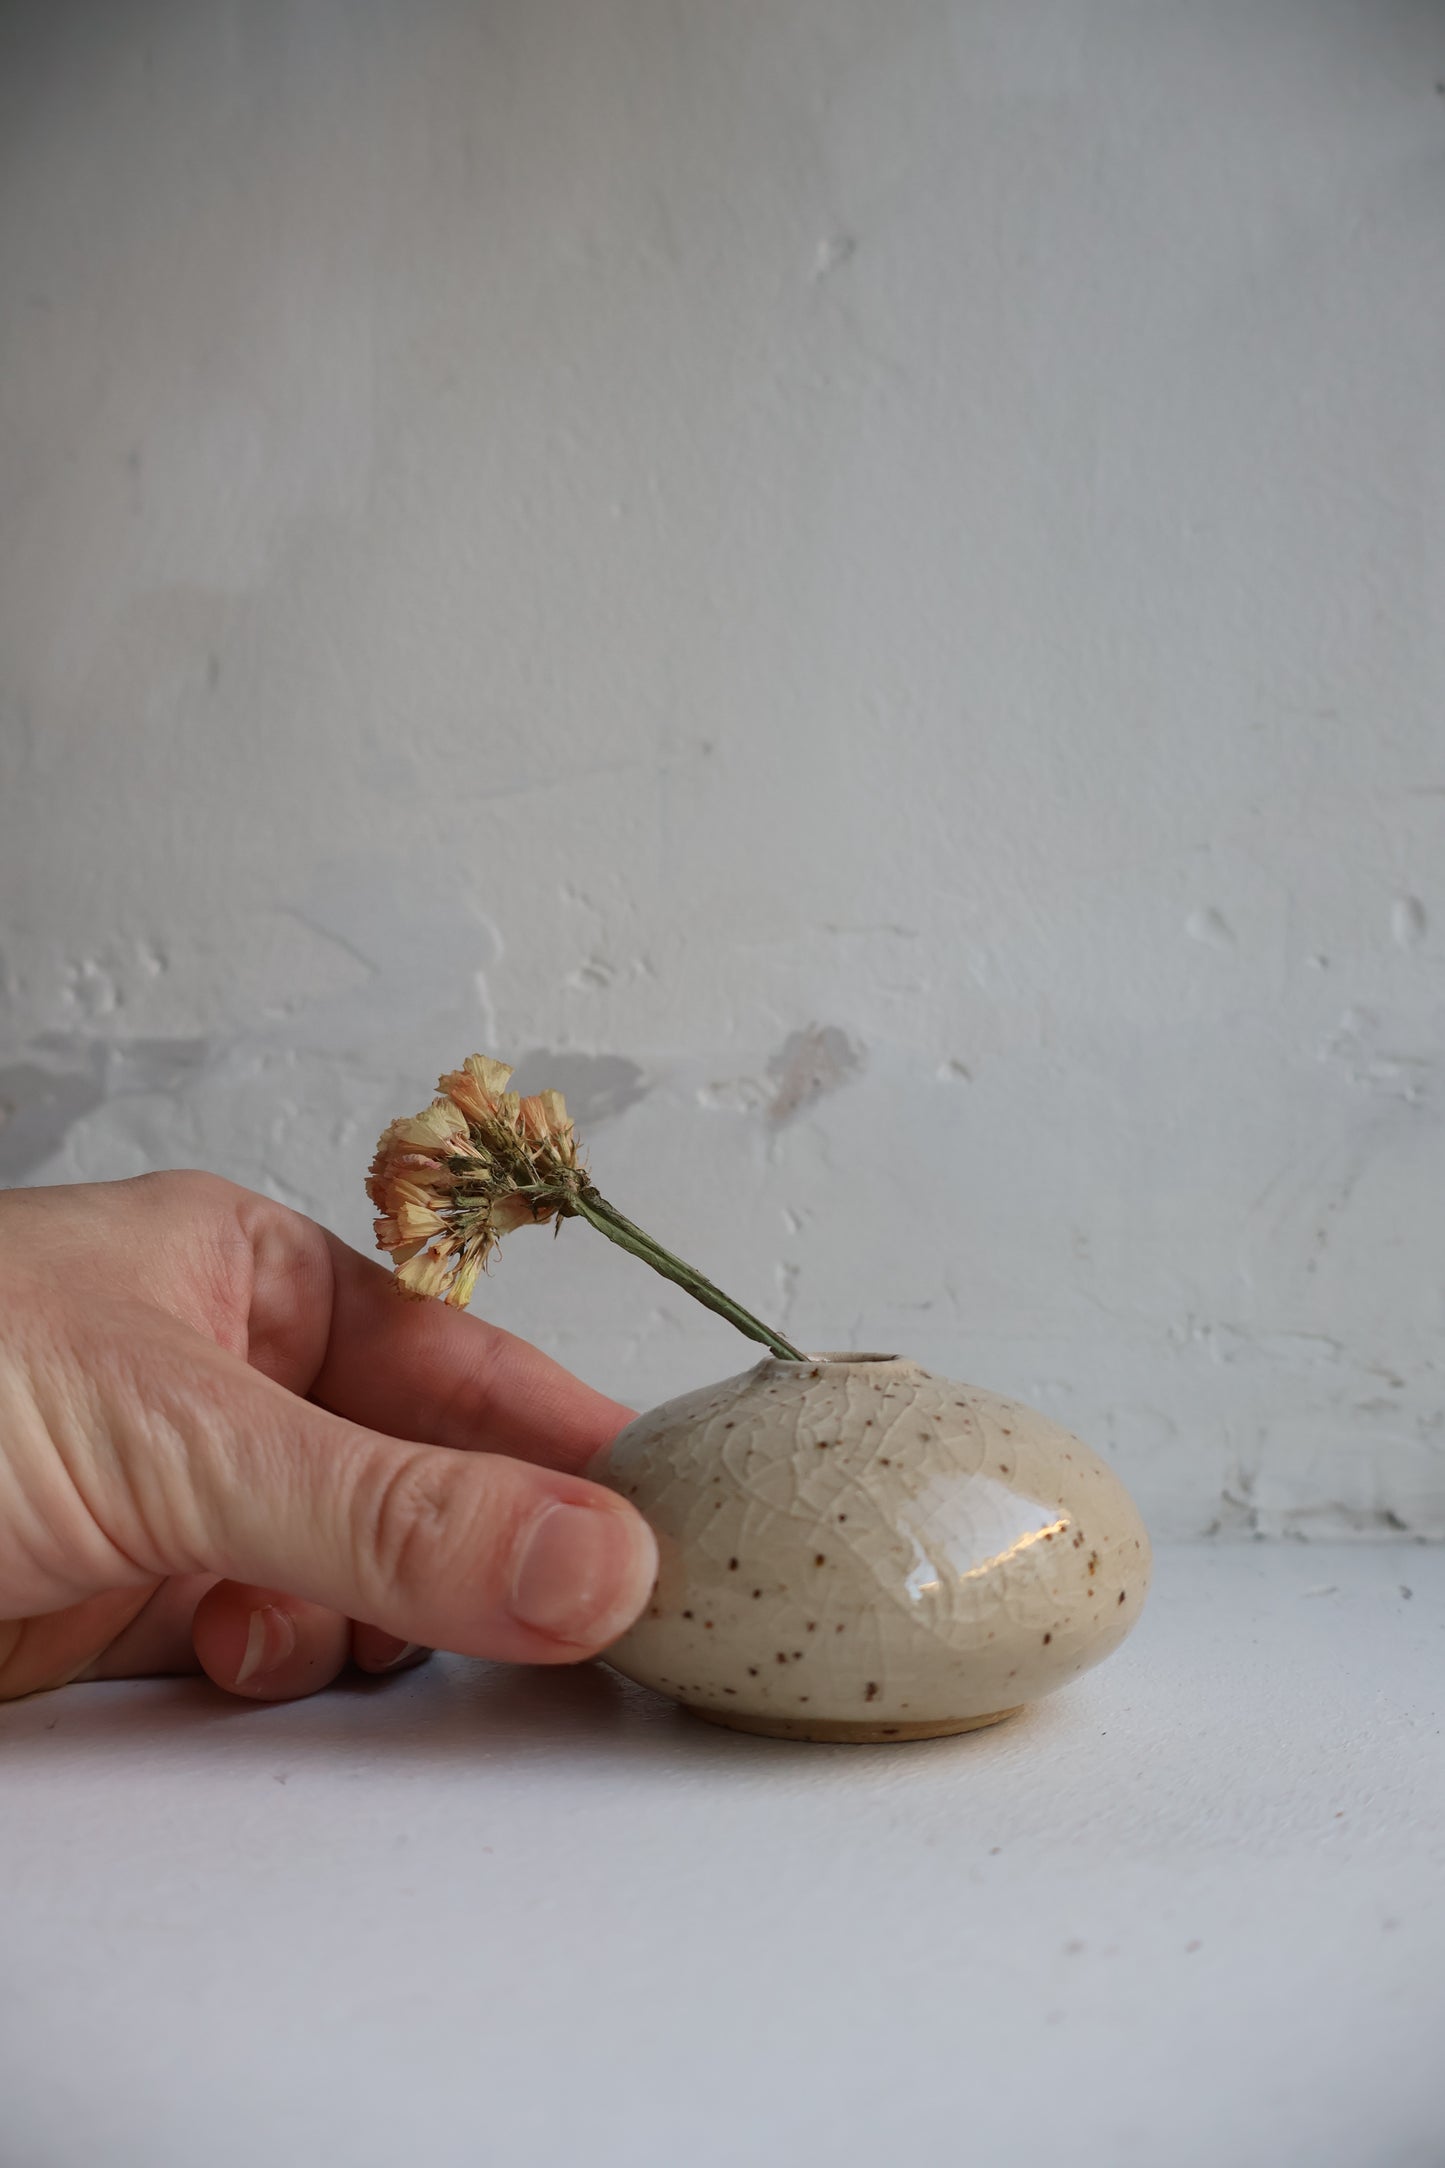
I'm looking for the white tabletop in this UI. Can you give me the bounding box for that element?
[3,1544,1441,2168]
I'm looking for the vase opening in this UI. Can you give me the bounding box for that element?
[763,1350,904,1367]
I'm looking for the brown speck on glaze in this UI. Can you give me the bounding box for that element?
[728,1558,739,1571]
[806,1621,817,1632]
[682,1610,694,1620]
[1043,1632,1052,1645]
[1118,1590,1127,1604]
[752,1589,763,1599]
[748,1666,759,1677]
[814,1553,827,1567]
[704,1621,715,1630]
[864,1681,879,1701]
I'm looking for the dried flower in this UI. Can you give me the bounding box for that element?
[367,1056,586,1311]
[368,1052,805,1358]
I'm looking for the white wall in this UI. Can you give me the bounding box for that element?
[2,1,1443,1539]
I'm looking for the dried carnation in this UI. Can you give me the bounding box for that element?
[367,1056,585,1309]
[368,1051,805,1357]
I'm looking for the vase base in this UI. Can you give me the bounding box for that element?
[684,1704,1023,1744]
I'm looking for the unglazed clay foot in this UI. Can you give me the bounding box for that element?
[591,1353,1150,1741]
[689,1706,1024,1743]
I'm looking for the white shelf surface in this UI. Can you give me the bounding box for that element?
[3,1544,1442,2168]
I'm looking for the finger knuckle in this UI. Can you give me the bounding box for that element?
[362,1449,518,1607]
[129,1168,240,1218]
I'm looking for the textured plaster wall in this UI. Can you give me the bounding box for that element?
[2,2,1443,1540]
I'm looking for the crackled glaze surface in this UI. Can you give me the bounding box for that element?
[592,1354,1151,1740]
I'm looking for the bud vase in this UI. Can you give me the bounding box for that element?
[591,1352,1150,1743]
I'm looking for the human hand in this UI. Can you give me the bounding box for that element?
[0,1173,656,1701]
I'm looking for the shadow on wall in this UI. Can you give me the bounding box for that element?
[509,1050,651,1129]
[0,1036,211,1184]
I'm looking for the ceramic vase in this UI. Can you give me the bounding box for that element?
[591,1352,1151,1742]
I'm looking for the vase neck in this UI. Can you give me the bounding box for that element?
[750,1351,925,1384]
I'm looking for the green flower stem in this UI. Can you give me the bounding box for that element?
[570,1188,807,1362]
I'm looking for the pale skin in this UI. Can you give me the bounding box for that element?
[0,1172,658,1702]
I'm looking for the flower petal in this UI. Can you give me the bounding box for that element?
[439,1054,516,1126]
[395,1249,455,1301]
[390,1102,469,1151]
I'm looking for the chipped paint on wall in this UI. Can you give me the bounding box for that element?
[767,1026,867,1125]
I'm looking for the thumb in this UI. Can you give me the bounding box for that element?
[115,1337,658,1665]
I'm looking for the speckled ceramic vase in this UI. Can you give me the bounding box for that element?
[591,1352,1151,1742]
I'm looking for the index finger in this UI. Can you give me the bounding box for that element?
[308,1231,635,1474]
